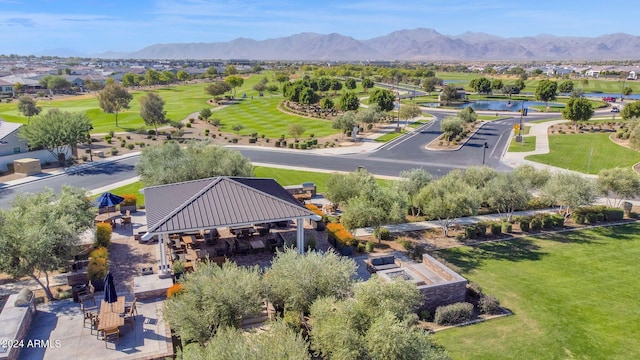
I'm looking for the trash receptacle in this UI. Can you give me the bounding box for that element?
[72,284,87,303]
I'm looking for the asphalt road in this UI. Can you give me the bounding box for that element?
[0,108,564,209]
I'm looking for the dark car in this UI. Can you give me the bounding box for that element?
[611,107,620,113]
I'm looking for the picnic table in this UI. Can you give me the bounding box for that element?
[250,239,265,251]
[229,226,255,238]
[182,235,195,247]
[98,296,125,331]
[94,213,121,224]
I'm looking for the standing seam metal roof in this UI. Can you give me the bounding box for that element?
[144,176,314,234]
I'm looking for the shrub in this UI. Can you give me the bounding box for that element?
[110,147,118,155]
[479,294,501,315]
[356,242,366,253]
[204,129,210,136]
[248,138,257,144]
[185,122,191,128]
[542,216,554,229]
[464,226,476,239]
[603,208,624,221]
[231,138,238,144]
[287,143,294,148]
[490,223,502,236]
[530,218,542,231]
[501,222,512,233]
[148,129,156,135]
[585,213,598,224]
[126,143,134,150]
[95,223,112,248]
[434,302,474,325]
[466,282,483,302]
[121,194,137,207]
[475,223,488,237]
[399,240,412,250]
[377,227,393,241]
[300,143,307,149]
[551,214,565,227]
[136,127,147,135]
[326,222,357,247]
[87,247,109,282]
[167,283,185,298]
[305,204,324,217]
[365,241,375,252]
[520,220,530,232]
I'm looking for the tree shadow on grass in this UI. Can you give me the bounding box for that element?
[434,237,546,274]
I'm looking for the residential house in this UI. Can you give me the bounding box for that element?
[0,79,14,97]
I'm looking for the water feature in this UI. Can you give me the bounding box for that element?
[421,99,560,112]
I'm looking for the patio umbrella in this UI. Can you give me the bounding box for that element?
[103,272,118,309]
[94,192,124,209]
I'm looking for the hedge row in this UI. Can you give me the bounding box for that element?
[573,206,624,224]
[305,203,324,217]
[326,222,357,247]
[434,302,474,325]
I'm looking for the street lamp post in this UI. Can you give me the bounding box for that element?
[517,100,526,142]
[87,125,93,162]
[482,142,489,165]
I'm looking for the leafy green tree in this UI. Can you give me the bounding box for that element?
[324,168,376,208]
[356,104,383,128]
[252,82,267,93]
[121,72,141,87]
[224,65,238,76]
[353,276,422,320]
[491,78,504,91]
[232,123,244,135]
[176,70,190,82]
[265,248,356,313]
[535,79,558,105]
[160,70,176,84]
[320,97,334,109]
[469,77,492,94]
[274,72,290,85]
[17,96,41,120]
[39,75,71,94]
[204,66,218,79]
[317,77,331,94]
[440,116,464,141]
[19,109,92,163]
[621,101,640,120]
[344,78,356,90]
[623,86,633,96]
[332,111,357,135]
[136,141,253,186]
[514,164,551,189]
[558,80,574,93]
[0,186,93,301]
[299,87,318,105]
[205,81,232,98]
[515,78,526,91]
[422,77,442,95]
[485,172,532,222]
[144,69,161,85]
[440,84,460,104]
[397,168,434,216]
[287,123,305,141]
[139,92,167,133]
[368,88,395,112]
[182,321,310,360]
[330,78,343,95]
[398,103,422,124]
[361,78,374,93]
[199,108,212,121]
[225,75,244,97]
[415,174,480,236]
[502,84,520,98]
[341,185,406,242]
[164,261,263,345]
[458,106,477,123]
[597,167,640,207]
[562,96,593,129]
[97,82,133,127]
[337,91,360,111]
[541,172,597,215]
[13,82,24,94]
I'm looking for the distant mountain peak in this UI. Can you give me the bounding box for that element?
[95,28,640,61]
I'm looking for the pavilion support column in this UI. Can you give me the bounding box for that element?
[159,233,171,278]
[296,218,305,254]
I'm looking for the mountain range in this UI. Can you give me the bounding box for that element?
[97,28,640,61]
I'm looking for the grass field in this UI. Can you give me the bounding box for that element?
[105,166,396,206]
[433,224,640,359]
[525,133,640,174]
[375,131,405,142]
[508,136,536,152]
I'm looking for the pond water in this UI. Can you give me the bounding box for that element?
[421,100,561,112]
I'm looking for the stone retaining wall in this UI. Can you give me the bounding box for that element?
[0,292,36,360]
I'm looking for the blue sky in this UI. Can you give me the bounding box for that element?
[0,0,635,56]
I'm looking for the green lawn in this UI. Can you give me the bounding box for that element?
[209,96,337,138]
[375,131,405,142]
[508,136,536,152]
[104,166,395,206]
[525,133,640,174]
[434,224,640,359]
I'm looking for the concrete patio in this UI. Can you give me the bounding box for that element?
[19,295,172,360]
